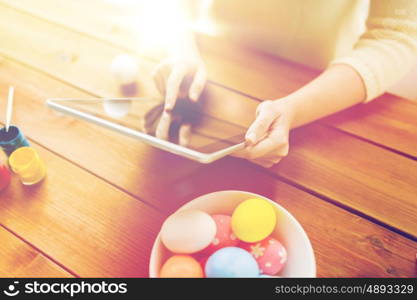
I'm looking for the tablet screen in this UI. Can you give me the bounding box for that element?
[47,98,246,154]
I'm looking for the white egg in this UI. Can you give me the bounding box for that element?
[110,54,139,84]
[161,210,216,254]
[103,99,132,118]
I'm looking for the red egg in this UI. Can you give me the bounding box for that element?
[201,215,239,255]
[0,164,11,192]
[241,237,287,275]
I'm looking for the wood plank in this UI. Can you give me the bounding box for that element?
[0,7,416,237]
[0,59,416,278]
[0,226,72,277]
[5,0,415,159]
[273,124,417,237]
[0,0,163,59]
[0,140,165,277]
[0,3,159,99]
[322,94,417,158]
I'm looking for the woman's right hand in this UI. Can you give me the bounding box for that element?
[152,57,207,142]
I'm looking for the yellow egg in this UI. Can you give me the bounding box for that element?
[231,198,277,242]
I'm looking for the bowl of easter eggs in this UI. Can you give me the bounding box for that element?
[149,190,316,277]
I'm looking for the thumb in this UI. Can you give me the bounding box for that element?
[245,102,279,145]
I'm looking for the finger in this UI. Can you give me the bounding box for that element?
[230,146,252,159]
[245,107,278,145]
[165,66,187,111]
[178,123,192,147]
[245,139,277,160]
[151,59,175,80]
[151,61,167,80]
[245,130,289,160]
[189,67,207,102]
[155,111,173,140]
[143,103,164,133]
[152,61,171,94]
[153,71,166,96]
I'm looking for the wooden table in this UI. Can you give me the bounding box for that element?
[0,0,416,277]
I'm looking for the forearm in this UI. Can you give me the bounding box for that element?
[282,64,366,128]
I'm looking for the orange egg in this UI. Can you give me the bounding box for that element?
[159,255,204,278]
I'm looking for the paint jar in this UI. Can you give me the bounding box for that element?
[0,126,30,156]
[0,162,11,191]
[9,147,46,185]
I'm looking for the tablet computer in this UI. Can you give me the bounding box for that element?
[46,98,246,163]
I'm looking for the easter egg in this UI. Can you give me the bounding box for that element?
[205,247,259,277]
[161,210,216,253]
[159,255,203,278]
[241,237,287,275]
[0,164,11,192]
[110,54,139,84]
[231,198,276,242]
[196,254,210,277]
[201,215,239,255]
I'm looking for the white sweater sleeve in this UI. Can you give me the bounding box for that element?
[331,0,417,102]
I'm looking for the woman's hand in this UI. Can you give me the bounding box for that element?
[152,57,207,141]
[233,99,295,168]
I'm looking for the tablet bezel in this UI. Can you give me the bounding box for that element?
[46,98,245,163]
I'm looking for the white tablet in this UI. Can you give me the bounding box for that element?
[46,98,246,163]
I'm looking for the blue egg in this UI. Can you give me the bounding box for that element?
[205,247,259,278]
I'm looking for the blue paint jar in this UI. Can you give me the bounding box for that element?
[0,126,30,156]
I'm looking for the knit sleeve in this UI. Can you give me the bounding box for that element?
[331,0,417,102]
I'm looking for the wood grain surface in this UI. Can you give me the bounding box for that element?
[0,1,415,277]
[0,139,165,277]
[0,226,72,277]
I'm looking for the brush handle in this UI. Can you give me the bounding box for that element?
[5,86,14,132]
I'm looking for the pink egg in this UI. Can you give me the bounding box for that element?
[197,255,210,277]
[241,237,287,275]
[201,215,239,255]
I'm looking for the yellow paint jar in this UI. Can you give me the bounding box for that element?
[9,147,46,185]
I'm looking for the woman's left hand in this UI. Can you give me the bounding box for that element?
[233,99,295,168]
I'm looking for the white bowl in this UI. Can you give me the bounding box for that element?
[149,190,316,277]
